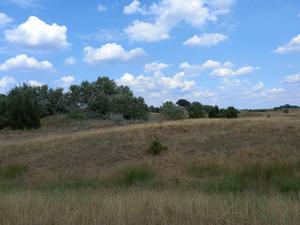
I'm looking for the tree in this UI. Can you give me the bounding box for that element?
[226,106,239,118]
[176,99,191,108]
[6,85,41,129]
[188,102,205,118]
[160,101,188,120]
[208,105,220,118]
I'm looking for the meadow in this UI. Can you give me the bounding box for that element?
[0,109,300,225]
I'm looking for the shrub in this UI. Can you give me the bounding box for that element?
[226,107,239,118]
[148,137,168,155]
[6,85,41,129]
[120,165,155,186]
[160,101,189,120]
[176,99,191,108]
[188,102,206,118]
[0,163,28,179]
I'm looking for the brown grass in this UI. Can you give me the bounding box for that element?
[0,190,299,225]
[0,110,300,224]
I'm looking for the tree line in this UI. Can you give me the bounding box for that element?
[0,77,239,130]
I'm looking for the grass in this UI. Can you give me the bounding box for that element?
[0,163,28,179]
[119,165,155,186]
[0,111,300,224]
[0,190,299,225]
[189,162,300,193]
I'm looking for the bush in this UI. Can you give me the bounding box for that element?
[188,102,206,118]
[160,101,189,120]
[148,137,168,155]
[226,107,239,118]
[6,85,41,129]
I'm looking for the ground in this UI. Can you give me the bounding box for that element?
[0,109,299,225]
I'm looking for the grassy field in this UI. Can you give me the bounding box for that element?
[0,110,300,224]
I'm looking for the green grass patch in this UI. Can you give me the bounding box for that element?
[189,162,300,193]
[119,165,155,187]
[0,163,28,180]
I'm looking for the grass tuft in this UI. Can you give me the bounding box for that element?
[120,165,155,186]
[0,163,28,180]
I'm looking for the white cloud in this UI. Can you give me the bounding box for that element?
[0,76,16,88]
[283,73,300,84]
[180,60,257,77]
[125,21,169,42]
[266,88,285,95]
[5,16,70,49]
[0,13,13,27]
[119,70,196,93]
[144,62,169,73]
[184,33,227,47]
[28,80,44,87]
[83,43,145,64]
[0,54,53,71]
[124,0,144,15]
[97,3,107,12]
[64,57,77,65]
[211,66,257,77]
[61,75,75,84]
[274,34,300,54]
[124,0,235,42]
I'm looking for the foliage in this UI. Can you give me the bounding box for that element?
[148,137,168,155]
[176,99,191,108]
[226,107,239,118]
[6,85,41,129]
[188,102,206,118]
[160,101,189,120]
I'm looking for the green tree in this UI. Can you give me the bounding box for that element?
[160,101,188,120]
[188,102,206,118]
[226,106,239,118]
[6,85,41,129]
[176,99,191,108]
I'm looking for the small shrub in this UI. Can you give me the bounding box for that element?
[0,163,28,179]
[120,165,155,186]
[148,137,168,155]
[283,109,289,114]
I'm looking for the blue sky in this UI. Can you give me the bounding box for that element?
[0,0,299,108]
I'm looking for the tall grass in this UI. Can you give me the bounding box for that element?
[0,190,299,225]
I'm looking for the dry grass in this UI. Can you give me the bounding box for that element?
[0,190,299,225]
[0,110,300,224]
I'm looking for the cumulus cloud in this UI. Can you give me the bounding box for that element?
[119,71,196,92]
[28,80,44,87]
[5,16,70,49]
[0,13,13,27]
[283,73,300,84]
[274,34,300,54]
[83,43,145,64]
[144,62,169,73]
[0,76,16,88]
[124,0,145,15]
[61,75,75,84]
[184,33,227,47]
[64,57,77,65]
[124,0,235,42]
[180,60,258,77]
[0,54,54,71]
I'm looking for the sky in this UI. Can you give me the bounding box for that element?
[0,0,299,109]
